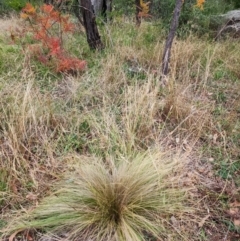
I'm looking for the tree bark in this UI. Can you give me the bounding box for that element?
[43,0,66,9]
[91,0,112,21]
[135,0,141,27]
[106,0,112,21]
[161,0,183,77]
[80,0,104,50]
[44,0,54,4]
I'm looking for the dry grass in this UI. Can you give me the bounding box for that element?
[0,81,68,209]
[0,14,24,40]
[0,16,239,241]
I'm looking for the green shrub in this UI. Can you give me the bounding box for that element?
[227,0,240,8]
[0,0,41,14]
[150,0,235,35]
[0,0,29,13]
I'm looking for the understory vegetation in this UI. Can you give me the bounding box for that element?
[0,10,240,241]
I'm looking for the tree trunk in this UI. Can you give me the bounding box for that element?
[91,0,112,21]
[135,0,141,27]
[44,0,54,4]
[106,0,112,19]
[91,0,102,15]
[80,0,104,50]
[43,0,65,9]
[161,0,183,78]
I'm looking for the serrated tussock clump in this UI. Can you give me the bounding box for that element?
[9,152,189,241]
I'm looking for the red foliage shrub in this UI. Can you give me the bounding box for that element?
[20,3,86,74]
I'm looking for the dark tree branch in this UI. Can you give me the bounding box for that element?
[135,0,141,27]
[161,0,183,79]
[80,0,104,50]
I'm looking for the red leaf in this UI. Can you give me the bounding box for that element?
[56,57,86,73]
[50,10,60,21]
[20,12,29,19]
[48,37,61,55]
[73,59,87,70]
[42,4,54,14]
[22,3,36,15]
[34,29,47,41]
[38,15,51,29]
[63,22,75,32]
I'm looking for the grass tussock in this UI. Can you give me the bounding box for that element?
[4,152,189,241]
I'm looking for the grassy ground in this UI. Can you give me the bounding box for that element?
[0,14,239,241]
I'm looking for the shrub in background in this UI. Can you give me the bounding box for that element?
[0,0,40,14]
[3,0,28,11]
[150,0,236,36]
[181,0,235,35]
[227,0,240,8]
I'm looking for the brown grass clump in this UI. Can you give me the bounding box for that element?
[3,152,191,241]
[0,15,22,37]
[0,81,67,208]
[162,83,213,141]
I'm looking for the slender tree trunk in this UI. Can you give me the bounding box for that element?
[101,0,113,22]
[91,0,112,22]
[102,0,107,21]
[43,0,64,9]
[44,0,54,4]
[135,0,141,27]
[161,0,183,78]
[107,0,112,21]
[80,0,104,50]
